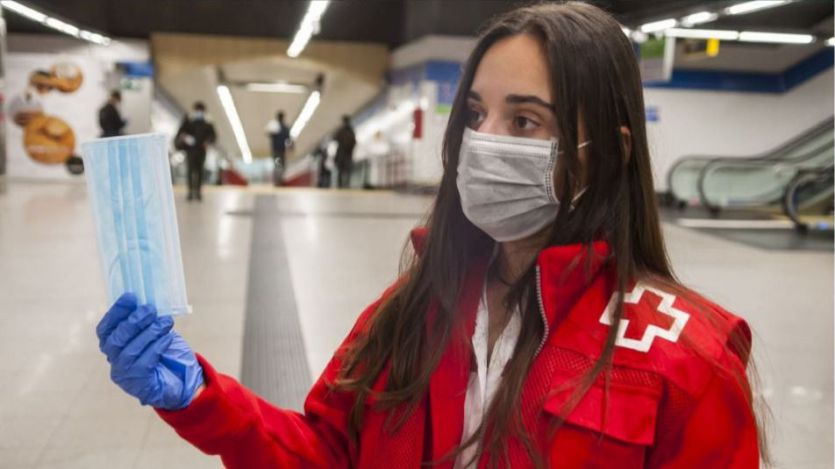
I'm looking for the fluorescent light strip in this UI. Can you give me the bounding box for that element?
[287,0,330,58]
[290,90,321,139]
[1,0,111,45]
[44,17,79,37]
[216,85,253,163]
[666,28,739,40]
[738,31,814,44]
[245,82,308,94]
[680,11,719,26]
[724,0,791,16]
[0,0,45,22]
[640,18,677,33]
[79,30,110,45]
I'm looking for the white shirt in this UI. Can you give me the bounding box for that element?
[454,281,522,469]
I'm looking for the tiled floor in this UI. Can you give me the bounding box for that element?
[0,179,831,468]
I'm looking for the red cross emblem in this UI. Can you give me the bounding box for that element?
[599,283,690,353]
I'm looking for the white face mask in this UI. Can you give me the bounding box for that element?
[456,128,589,242]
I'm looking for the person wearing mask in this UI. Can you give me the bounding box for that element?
[334,115,356,189]
[94,3,765,467]
[175,102,216,202]
[267,111,292,186]
[98,90,126,137]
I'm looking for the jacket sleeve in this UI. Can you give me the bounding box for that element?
[647,320,760,468]
[155,297,385,468]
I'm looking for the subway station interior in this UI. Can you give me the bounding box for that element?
[0,0,833,468]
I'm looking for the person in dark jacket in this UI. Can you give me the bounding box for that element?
[334,115,356,189]
[266,111,292,187]
[98,90,126,137]
[175,102,217,201]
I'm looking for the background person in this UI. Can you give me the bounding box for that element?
[334,114,356,189]
[175,101,216,202]
[266,110,292,186]
[98,90,126,137]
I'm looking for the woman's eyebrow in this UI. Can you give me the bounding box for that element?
[506,94,555,112]
[467,91,482,101]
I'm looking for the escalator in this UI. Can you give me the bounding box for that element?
[668,118,834,211]
[783,164,834,232]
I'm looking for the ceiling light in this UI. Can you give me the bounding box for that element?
[79,30,110,46]
[630,30,648,43]
[287,0,330,58]
[680,11,719,26]
[724,1,791,16]
[290,91,321,139]
[666,28,739,40]
[827,37,835,47]
[245,82,309,94]
[738,31,814,44]
[216,85,253,164]
[44,17,79,37]
[1,0,111,45]
[640,18,677,34]
[0,0,45,22]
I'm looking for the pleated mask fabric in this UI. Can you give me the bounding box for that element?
[456,128,560,242]
[81,133,190,316]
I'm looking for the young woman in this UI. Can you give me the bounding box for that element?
[96,3,764,467]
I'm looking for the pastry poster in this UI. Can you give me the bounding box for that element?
[5,54,106,179]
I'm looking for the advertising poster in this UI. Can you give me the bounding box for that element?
[5,54,107,179]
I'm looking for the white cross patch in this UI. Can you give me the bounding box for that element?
[598,283,690,353]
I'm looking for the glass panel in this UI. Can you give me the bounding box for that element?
[700,133,833,209]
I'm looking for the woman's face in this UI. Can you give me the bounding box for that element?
[466,33,589,195]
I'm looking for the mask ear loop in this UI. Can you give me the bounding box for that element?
[554,141,592,208]
[570,141,592,209]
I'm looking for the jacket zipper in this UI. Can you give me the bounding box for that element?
[534,265,549,357]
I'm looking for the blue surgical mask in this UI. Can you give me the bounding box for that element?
[81,134,191,316]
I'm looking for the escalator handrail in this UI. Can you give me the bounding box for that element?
[667,116,834,202]
[697,140,835,210]
[783,164,834,231]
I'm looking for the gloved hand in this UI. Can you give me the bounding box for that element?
[96,293,204,410]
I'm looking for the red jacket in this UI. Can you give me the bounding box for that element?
[158,230,758,468]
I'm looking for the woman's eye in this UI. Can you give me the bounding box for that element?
[513,115,539,131]
[467,108,485,128]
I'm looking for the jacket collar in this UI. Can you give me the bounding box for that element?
[536,241,611,332]
[409,227,611,333]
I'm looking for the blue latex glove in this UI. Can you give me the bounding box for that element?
[96,293,204,410]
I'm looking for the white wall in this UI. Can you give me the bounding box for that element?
[645,67,834,191]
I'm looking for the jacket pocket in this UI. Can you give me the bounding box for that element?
[542,373,662,447]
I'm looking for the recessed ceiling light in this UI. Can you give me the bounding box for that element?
[666,28,740,41]
[640,18,678,34]
[738,31,815,44]
[724,1,791,16]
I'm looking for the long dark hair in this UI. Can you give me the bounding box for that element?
[336,2,767,466]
